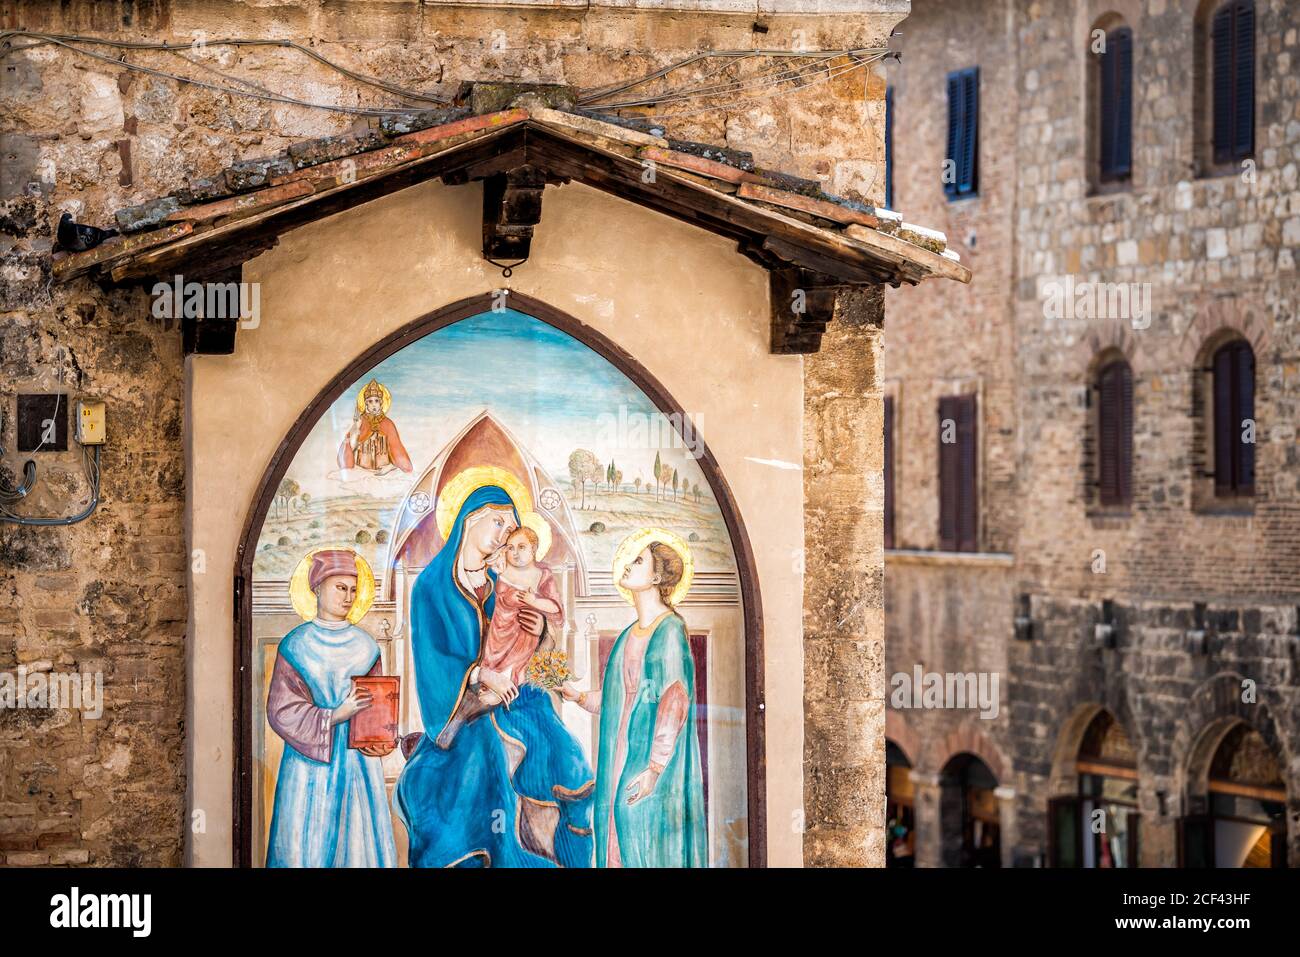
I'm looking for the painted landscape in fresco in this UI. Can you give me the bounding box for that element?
[250,307,747,869]
[253,309,735,583]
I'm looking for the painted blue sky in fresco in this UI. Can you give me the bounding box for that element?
[286,309,711,501]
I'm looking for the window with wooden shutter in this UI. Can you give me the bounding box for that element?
[884,395,895,550]
[1099,27,1133,182]
[1212,0,1255,163]
[944,67,979,199]
[938,394,977,552]
[1097,359,1134,506]
[1212,339,1255,497]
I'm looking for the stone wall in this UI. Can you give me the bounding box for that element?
[884,0,1300,867]
[0,280,187,866]
[803,287,887,867]
[2,0,903,866]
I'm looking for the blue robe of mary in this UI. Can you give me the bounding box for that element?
[266,619,398,868]
[395,485,595,867]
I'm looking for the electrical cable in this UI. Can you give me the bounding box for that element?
[0,30,449,105]
[593,51,851,111]
[576,47,888,104]
[0,444,101,527]
[636,54,882,121]
[0,31,443,116]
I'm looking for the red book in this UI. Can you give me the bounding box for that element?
[348,676,400,755]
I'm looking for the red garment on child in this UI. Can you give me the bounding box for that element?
[480,564,564,684]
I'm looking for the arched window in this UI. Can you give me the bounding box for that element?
[1096,358,1134,506]
[1196,0,1255,172]
[1049,710,1139,867]
[939,753,1001,868]
[1095,24,1133,184]
[1181,722,1287,868]
[1211,338,1254,497]
[886,740,915,868]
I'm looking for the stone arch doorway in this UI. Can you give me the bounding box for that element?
[886,739,915,868]
[232,291,767,867]
[939,752,1001,868]
[1181,718,1288,868]
[1047,707,1140,867]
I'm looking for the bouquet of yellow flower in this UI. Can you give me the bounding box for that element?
[525,649,574,691]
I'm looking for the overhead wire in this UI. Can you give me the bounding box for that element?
[0,31,449,105]
[592,51,854,111]
[634,53,885,122]
[0,31,445,115]
[0,30,892,125]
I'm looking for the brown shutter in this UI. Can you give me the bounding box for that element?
[938,396,958,551]
[1213,345,1235,495]
[884,395,895,550]
[957,394,978,552]
[1098,367,1119,504]
[1213,340,1256,496]
[1235,341,1255,495]
[1119,363,1134,503]
[1098,361,1133,506]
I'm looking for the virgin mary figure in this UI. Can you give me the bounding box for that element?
[562,528,707,867]
[394,468,595,867]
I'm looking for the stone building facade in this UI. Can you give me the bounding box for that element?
[1,0,957,867]
[884,0,1299,867]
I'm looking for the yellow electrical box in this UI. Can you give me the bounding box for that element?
[75,400,106,445]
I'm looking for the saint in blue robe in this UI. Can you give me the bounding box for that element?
[266,618,397,868]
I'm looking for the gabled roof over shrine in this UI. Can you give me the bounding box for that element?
[51,83,969,354]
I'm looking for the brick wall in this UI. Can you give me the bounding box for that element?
[885,0,1300,867]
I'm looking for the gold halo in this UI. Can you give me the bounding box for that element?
[518,512,553,561]
[288,548,376,624]
[435,465,533,541]
[355,380,392,416]
[612,527,695,607]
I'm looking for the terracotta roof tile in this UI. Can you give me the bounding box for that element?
[57,96,966,286]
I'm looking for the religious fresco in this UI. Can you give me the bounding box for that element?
[249,308,748,867]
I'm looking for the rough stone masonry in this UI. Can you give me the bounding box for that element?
[0,0,905,866]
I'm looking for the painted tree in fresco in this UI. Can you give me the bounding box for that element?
[569,449,600,509]
[275,477,301,518]
[653,452,663,502]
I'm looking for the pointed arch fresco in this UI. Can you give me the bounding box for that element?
[233,291,766,868]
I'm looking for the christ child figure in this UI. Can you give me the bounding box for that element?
[476,526,564,707]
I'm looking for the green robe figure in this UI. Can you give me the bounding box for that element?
[565,537,706,867]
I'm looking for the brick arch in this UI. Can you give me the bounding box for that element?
[1084,1,1142,35]
[1074,315,1146,378]
[885,710,924,771]
[1046,698,1143,795]
[1169,671,1293,809]
[1178,296,1273,367]
[937,722,1008,783]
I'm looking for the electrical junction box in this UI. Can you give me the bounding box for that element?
[75,400,106,445]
